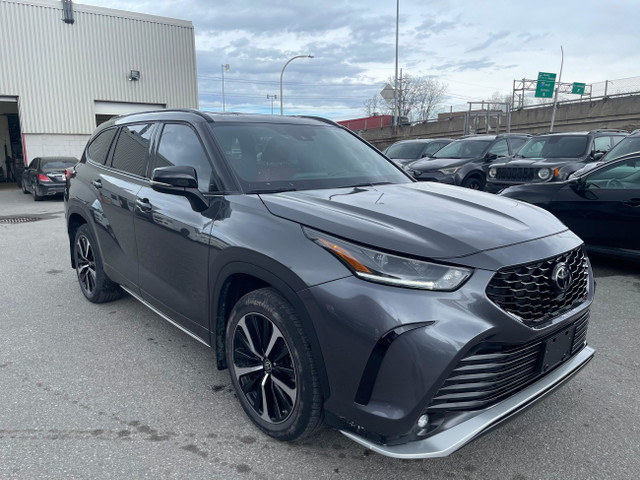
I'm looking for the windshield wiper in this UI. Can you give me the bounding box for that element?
[248,187,298,194]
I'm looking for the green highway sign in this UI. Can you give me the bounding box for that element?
[572,82,586,95]
[535,72,556,98]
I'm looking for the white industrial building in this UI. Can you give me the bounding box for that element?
[0,0,198,178]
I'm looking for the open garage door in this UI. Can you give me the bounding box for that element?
[95,101,166,127]
[0,96,24,185]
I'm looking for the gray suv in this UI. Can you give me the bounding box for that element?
[65,110,594,458]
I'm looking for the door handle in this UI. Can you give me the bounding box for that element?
[622,198,640,207]
[92,179,102,189]
[136,198,153,213]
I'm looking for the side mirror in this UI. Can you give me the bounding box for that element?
[485,153,498,162]
[592,151,605,161]
[150,166,209,212]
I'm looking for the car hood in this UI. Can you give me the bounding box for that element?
[259,182,567,261]
[408,157,473,171]
[495,157,581,168]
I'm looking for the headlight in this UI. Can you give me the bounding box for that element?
[538,168,551,180]
[438,166,462,175]
[303,228,472,291]
[488,167,497,178]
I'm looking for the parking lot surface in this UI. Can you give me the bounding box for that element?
[1,183,639,479]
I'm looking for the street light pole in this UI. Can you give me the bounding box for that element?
[267,94,278,115]
[221,64,230,112]
[550,46,563,132]
[393,0,399,133]
[280,55,314,115]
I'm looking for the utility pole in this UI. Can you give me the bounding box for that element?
[267,94,277,115]
[221,64,230,112]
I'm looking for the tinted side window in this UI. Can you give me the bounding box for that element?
[509,137,528,154]
[111,124,154,177]
[424,142,443,156]
[593,136,611,152]
[488,139,509,157]
[155,123,214,192]
[87,128,117,165]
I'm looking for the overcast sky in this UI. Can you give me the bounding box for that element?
[88,0,640,121]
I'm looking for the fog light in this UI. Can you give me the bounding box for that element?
[417,414,429,429]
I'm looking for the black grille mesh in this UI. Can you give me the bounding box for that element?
[426,313,589,412]
[495,167,536,182]
[486,247,589,327]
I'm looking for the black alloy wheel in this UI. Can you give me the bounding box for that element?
[462,176,484,190]
[226,288,323,441]
[232,313,297,424]
[73,224,123,303]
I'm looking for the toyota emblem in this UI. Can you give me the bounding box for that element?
[552,263,572,294]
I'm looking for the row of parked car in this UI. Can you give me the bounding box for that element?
[384,128,640,260]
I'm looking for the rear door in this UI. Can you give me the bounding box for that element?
[134,122,219,339]
[92,123,155,291]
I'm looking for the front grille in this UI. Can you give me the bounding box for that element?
[486,246,589,327]
[426,313,589,412]
[495,167,536,182]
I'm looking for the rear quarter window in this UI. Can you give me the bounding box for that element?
[87,128,117,165]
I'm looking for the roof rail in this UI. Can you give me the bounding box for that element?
[589,128,629,134]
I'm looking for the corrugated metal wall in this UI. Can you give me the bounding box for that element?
[0,0,198,134]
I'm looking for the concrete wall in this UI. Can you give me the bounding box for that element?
[363,95,640,151]
[23,134,89,163]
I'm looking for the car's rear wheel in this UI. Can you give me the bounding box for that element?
[226,288,323,441]
[73,224,123,303]
[462,175,484,190]
[32,185,41,201]
[21,179,29,194]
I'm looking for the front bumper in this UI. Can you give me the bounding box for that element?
[341,345,594,458]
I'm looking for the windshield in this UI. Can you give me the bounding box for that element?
[517,135,588,159]
[212,123,410,193]
[385,142,426,159]
[41,160,77,172]
[432,139,491,159]
[602,136,640,161]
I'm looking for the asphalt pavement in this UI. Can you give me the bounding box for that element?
[1,182,639,479]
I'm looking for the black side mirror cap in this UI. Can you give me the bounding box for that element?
[485,153,498,162]
[150,166,209,212]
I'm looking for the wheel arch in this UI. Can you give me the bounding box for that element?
[66,207,89,268]
[211,255,331,400]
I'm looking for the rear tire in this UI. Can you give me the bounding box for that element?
[32,185,41,201]
[22,179,29,194]
[226,287,323,441]
[73,224,123,303]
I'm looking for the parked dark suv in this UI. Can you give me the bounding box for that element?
[65,110,594,459]
[383,138,453,166]
[486,129,628,193]
[404,133,530,190]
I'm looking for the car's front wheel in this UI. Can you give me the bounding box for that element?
[226,288,323,441]
[462,175,485,190]
[73,224,123,303]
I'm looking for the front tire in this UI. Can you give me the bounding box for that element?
[73,224,122,303]
[462,175,485,190]
[226,288,323,441]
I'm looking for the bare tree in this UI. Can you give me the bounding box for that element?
[363,94,383,117]
[385,74,448,122]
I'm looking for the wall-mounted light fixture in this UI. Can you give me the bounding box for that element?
[62,0,75,24]
[128,70,140,81]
